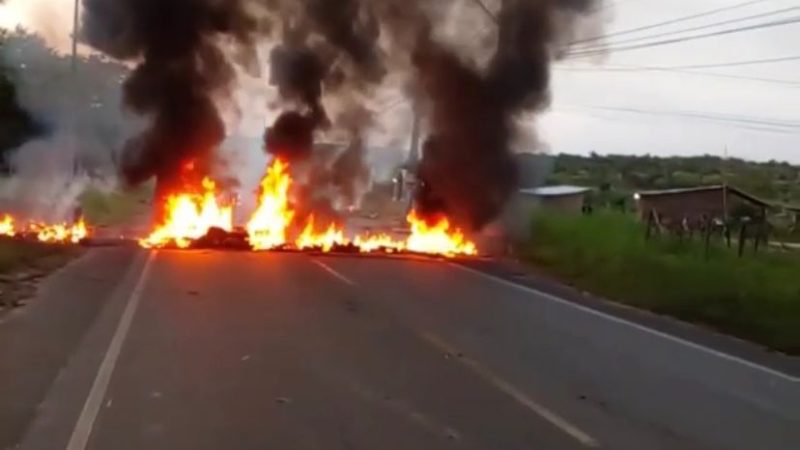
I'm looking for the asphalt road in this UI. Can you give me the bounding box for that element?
[4,249,799,449]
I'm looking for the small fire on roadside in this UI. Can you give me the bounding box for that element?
[141,159,478,257]
[0,214,15,237]
[0,214,89,244]
[31,218,89,244]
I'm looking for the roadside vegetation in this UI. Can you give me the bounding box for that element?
[0,238,83,309]
[520,212,800,354]
[78,183,153,227]
[0,239,80,274]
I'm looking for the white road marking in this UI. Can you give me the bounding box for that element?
[66,252,156,450]
[420,332,599,448]
[312,259,355,286]
[450,263,800,383]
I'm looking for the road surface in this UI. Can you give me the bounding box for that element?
[2,248,798,449]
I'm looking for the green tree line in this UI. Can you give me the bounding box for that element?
[549,153,800,207]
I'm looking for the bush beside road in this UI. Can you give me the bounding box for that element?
[521,212,800,355]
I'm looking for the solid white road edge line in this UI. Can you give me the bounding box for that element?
[66,251,156,450]
[312,259,355,286]
[450,263,799,384]
[420,332,599,447]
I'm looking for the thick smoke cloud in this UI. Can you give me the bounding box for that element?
[0,31,135,221]
[413,0,597,229]
[81,0,601,230]
[82,0,257,220]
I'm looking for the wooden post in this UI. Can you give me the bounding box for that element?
[645,210,654,240]
[738,223,747,257]
[725,223,732,248]
[754,221,764,253]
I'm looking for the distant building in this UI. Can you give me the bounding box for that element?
[517,185,593,215]
[634,185,770,221]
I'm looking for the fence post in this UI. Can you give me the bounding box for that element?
[725,223,732,248]
[738,223,747,257]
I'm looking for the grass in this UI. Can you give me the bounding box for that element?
[520,212,800,355]
[0,238,82,275]
[78,183,153,227]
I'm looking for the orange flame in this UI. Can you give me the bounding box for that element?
[295,215,349,252]
[405,210,477,257]
[353,233,406,253]
[34,217,88,244]
[0,214,16,237]
[140,177,233,249]
[139,158,478,257]
[246,158,294,250]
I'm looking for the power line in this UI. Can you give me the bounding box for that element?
[556,104,800,134]
[657,54,800,70]
[573,105,800,128]
[572,5,800,51]
[570,0,768,45]
[555,64,800,86]
[567,16,800,58]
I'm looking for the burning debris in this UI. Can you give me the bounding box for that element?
[0,214,89,244]
[139,178,234,249]
[142,158,477,257]
[246,158,295,251]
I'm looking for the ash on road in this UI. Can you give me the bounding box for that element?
[1,249,798,450]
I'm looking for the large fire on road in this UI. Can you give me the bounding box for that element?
[139,177,233,249]
[140,159,478,257]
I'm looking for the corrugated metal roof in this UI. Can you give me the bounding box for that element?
[519,185,592,197]
[636,185,724,196]
[635,185,771,207]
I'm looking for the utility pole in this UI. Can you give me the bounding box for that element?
[71,0,80,73]
[71,0,81,176]
[407,104,421,170]
[722,145,729,221]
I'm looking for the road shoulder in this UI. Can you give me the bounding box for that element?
[0,246,140,449]
[455,257,800,379]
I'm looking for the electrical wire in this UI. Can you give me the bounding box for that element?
[554,66,800,87]
[566,104,800,128]
[567,16,800,58]
[555,104,800,135]
[570,0,768,45]
[655,54,800,70]
[572,5,800,51]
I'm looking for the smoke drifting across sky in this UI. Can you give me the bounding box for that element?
[80,0,602,230]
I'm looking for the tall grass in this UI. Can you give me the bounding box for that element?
[522,212,800,354]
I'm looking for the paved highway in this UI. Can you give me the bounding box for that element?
[3,248,798,449]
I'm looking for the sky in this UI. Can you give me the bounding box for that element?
[0,0,798,165]
[542,0,800,163]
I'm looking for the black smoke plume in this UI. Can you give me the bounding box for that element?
[264,1,387,211]
[82,0,257,219]
[81,0,601,230]
[413,0,597,230]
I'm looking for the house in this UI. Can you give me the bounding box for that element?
[634,185,770,222]
[517,185,593,215]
